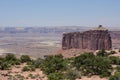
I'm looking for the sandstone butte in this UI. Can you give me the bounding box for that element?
[62,25,112,50]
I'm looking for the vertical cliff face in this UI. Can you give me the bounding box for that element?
[62,26,112,50]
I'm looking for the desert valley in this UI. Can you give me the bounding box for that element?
[0,26,120,80]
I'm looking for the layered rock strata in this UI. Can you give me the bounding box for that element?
[62,26,112,50]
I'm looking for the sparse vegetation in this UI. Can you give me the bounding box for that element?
[65,70,81,80]
[0,53,21,70]
[96,49,108,57]
[0,61,11,70]
[1,50,120,80]
[40,54,65,75]
[5,53,17,61]
[109,65,120,80]
[73,52,112,77]
[109,51,116,55]
[22,65,35,71]
[109,56,120,65]
[20,55,31,63]
[48,72,65,80]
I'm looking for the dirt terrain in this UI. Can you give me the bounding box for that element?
[0,31,120,58]
[0,63,48,80]
[0,33,61,58]
[0,30,120,80]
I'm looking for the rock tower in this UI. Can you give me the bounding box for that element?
[62,25,112,50]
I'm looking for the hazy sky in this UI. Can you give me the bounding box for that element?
[0,0,120,27]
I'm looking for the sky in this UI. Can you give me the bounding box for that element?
[0,0,120,27]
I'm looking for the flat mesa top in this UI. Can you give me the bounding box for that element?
[93,25,108,31]
[63,25,108,35]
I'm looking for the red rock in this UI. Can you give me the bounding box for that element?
[62,25,112,50]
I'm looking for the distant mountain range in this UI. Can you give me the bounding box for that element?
[0,26,119,34]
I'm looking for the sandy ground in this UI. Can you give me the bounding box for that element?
[0,63,47,80]
[76,76,108,80]
[56,49,94,58]
[0,63,109,80]
[0,48,9,55]
[0,33,61,58]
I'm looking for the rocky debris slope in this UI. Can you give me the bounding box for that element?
[62,25,112,50]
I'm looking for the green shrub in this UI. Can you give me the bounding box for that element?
[73,52,95,70]
[14,59,21,65]
[40,54,65,75]
[96,49,108,57]
[73,52,112,77]
[22,66,30,71]
[33,58,44,68]
[0,54,21,70]
[20,55,31,63]
[109,72,120,80]
[109,56,120,65]
[28,74,36,79]
[0,57,4,65]
[22,65,35,71]
[5,59,21,66]
[48,72,64,80]
[0,61,11,70]
[30,65,35,71]
[3,53,21,65]
[116,66,120,72]
[65,70,80,80]
[5,53,17,61]
[26,60,34,65]
[110,65,120,80]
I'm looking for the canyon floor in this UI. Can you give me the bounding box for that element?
[0,33,61,58]
[0,32,120,80]
[0,32,119,58]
